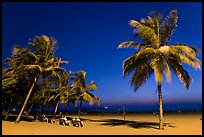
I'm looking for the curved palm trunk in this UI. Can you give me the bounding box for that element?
[158,84,164,130]
[4,97,13,120]
[53,101,59,118]
[78,100,82,118]
[15,76,38,123]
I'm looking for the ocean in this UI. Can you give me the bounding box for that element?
[44,102,202,113]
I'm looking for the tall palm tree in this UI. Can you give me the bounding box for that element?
[70,71,100,118]
[118,10,201,129]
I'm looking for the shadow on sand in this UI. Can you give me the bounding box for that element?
[2,114,72,122]
[2,115,35,122]
[2,115,176,130]
[82,118,175,130]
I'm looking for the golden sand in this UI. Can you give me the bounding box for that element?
[2,113,202,135]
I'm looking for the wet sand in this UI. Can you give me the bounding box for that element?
[2,113,202,135]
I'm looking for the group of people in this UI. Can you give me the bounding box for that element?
[60,115,83,127]
[37,114,83,127]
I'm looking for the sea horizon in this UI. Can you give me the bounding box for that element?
[37,102,202,113]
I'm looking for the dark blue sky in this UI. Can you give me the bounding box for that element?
[2,2,202,107]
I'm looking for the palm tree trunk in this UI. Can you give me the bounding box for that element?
[28,103,34,115]
[4,97,13,120]
[15,76,38,123]
[52,58,61,119]
[158,84,164,130]
[53,101,59,118]
[78,100,82,118]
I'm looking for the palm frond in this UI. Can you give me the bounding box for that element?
[12,46,37,61]
[2,77,18,90]
[149,57,165,85]
[45,66,55,71]
[129,20,158,46]
[51,71,61,84]
[136,48,156,57]
[118,41,145,50]
[82,92,95,105]
[129,63,154,91]
[47,58,55,65]
[135,26,158,46]
[172,44,200,56]
[24,65,43,72]
[168,56,192,89]
[123,48,156,77]
[123,54,144,77]
[41,35,50,43]
[158,46,171,54]
[2,68,15,78]
[48,95,56,102]
[148,11,163,22]
[86,82,98,91]
[160,10,178,45]
[129,20,142,28]
[12,45,24,55]
[168,45,201,70]
[60,60,69,65]
[179,54,201,70]
[88,92,100,106]
[140,16,159,35]
[163,60,172,83]
[60,96,66,104]
[74,71,86,88]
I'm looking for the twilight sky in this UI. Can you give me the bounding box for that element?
[2,2,202,107]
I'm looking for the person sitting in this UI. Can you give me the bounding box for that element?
[72,117,83,127]
[49,118,55,124]
[59,116,70,126]
[34,115,39,121]
[42,114,48,123]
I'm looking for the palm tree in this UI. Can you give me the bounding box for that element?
[38,57,70,118]
[118,10,201,129]
[2,67,31,120]
[70,71,100,118]
[42,87,70,116]
[4,35,69,122]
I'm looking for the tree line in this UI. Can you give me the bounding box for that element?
[2,35,100,122]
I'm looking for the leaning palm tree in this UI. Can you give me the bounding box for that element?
[4,35,69,122]
[70,71,100,118]
[118,10,201,129]
[2,66,32,120]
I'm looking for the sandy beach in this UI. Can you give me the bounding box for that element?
[2,112,202,135]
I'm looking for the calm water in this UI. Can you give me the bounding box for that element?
[44,102,202,113]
